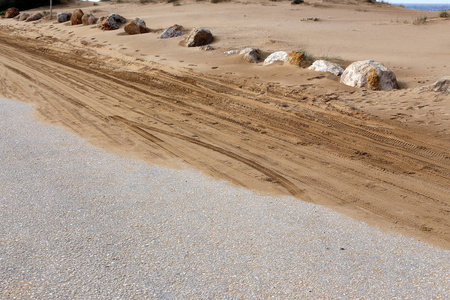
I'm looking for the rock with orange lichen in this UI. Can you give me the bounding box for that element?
[70,9,84,25]
[286,51,305,66]
[340,60,398,91]
[5,7,19,19]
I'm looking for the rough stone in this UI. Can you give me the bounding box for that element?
[263,51,288,66]
[340,60,399,90]
[82,13,97,26]
[240,48,261,63]
[286,51,305,66]
[422,76,450,94]
[25,13,43,22]
[98,14,126,30]
[200,45,215,51]
[19,13,30,21]
[308,60,345,76]
[5,8,19,19]
[57,12,72,23]
[70,9,84,25]
[160,25,184,39]
[186,28,213,47]
[124,18,150,35]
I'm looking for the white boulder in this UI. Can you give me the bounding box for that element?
[340,60,398,91]
[263,51,288,66]
[308,60,344,76]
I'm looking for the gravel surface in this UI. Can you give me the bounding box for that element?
[1,98,449,299]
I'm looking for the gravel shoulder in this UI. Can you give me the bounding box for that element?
[1,98,449,298]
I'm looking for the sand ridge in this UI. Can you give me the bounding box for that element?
[0,0,449,248]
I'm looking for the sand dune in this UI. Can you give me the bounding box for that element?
[0,0,449,248]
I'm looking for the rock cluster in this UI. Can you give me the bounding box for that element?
[186,28,213,47]
[124,18,150,35]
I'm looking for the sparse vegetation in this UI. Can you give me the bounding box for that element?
[439,10,449,18]
[0,10,5,16]
[413,16,428,25]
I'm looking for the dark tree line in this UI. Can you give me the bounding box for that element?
[1,0,60,12]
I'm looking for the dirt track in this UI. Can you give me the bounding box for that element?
[0,31,449,248]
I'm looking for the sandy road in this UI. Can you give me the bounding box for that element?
[0,31,449,248]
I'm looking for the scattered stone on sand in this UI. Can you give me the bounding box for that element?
[186,28,213,47]
[286,51,305,66]
[159,25,184,39]
[340,60,399,91]
[19,13,30,22]
[98,14,126,30]
[124,18,151,35]
[200,45,215,51]
[263,51,288,66]
[309,60,345,76]
[82,13,98,26]
[224,50,239,55]
[5,8,19,19]
[240,48,261,63]
[57,12,72,23]
[421,76,450,94]
[26,13,43,22]
[70,9,84,25]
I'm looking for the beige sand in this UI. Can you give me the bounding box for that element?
[0,0,449,248]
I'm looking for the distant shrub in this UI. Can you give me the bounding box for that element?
[413,16,428,25]
[439,10,449,18]
[0,10,5,16]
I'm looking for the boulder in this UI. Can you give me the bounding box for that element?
[263,51,288,66]
[5,7,19,19]
[424,76,450,94]
[70,9,84,25]
[160,25,184,39]
[186,28,213,47]
[308,60,345,76]
[286,51,305,66]
[19,13,30,21]
[57,12,72,23]
[340,60,399,90]
[82,13,97,25]
[98,14,126,30]
[13,14,20,20]
[25,13,43,22]
[240,48,261,63]
[124,18,150,34]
